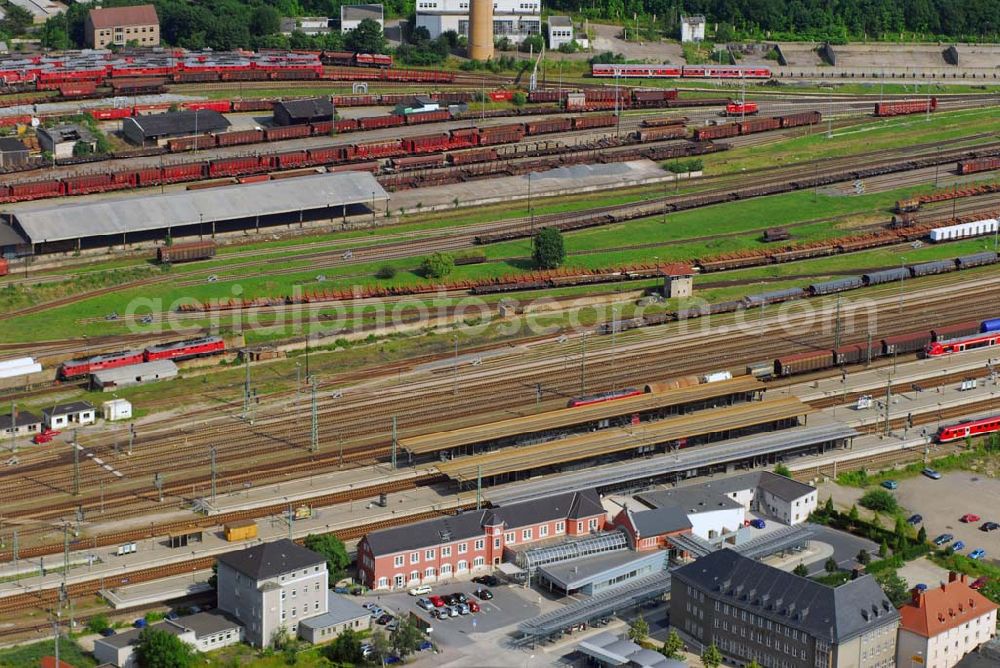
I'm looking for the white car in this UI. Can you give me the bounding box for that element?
[409,585,432,596]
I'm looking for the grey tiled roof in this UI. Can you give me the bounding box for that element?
[125,110,230,138]
[217,539,325,581]
[629,505,692,537]
[673,550,898,643]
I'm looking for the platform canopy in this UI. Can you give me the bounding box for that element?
[8,171,389,244]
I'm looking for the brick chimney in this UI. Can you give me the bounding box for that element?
[949,571,959,583]
[912,588,926,607]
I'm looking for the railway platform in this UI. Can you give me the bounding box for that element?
[792,347,999,405]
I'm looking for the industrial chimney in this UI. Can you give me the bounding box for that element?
[468,0,494,61]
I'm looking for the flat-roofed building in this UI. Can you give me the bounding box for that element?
[341,4,383,33]
[415,0,540,44]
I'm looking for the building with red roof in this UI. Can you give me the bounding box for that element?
[896,572,998,668]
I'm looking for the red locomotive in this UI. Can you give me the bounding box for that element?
[144,336,226,362]
[567,388,643,407]
[725,102,758,116]
[937,415,1000,443]
[59,350,145,379]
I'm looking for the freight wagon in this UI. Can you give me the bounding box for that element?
[957,157,1000,175]
[224,520,258,541]
[157,240,217,263]
[928,218,998,242]
[874,98,937,117]
[693,123,739,141]
[0,259,7,277]
[634,126,686,142]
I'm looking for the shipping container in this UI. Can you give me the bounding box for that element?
[157,240,217,263]
[224,520,258,542]
[775,350,833,376]
[928,219,999,242]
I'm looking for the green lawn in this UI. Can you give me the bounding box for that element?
[0,638,97,668]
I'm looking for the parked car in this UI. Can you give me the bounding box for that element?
[443,594,460,606]
[409,585,432,596]
[475,588,493,600]
[376,613,394,625]
[386,619,400,631]
[361,644,374,658]
[133,619,147,629]
[166,611,179,621]
[749,519,766,529]
[385,657,401,665]
[971,577,989,590]
[980,521,1000,532]
[933,533,954,546]
[417,598,434,611]
[915,583,928,592]
[368,607,384,618]
[456,603,470,615]
[953,541,966,551]
[970,549,987,560]
[907,514,923,525]
[32,429,61,445]
[472,575,500,587]
[419,640,434,651]
[99,628,116,637]
[881,480,898,490]
[922,468,942,480]
[428,595,446,608]
[961,514,981,523]
[468,600,480,613]
[446,606,459,618]
[452,592,468,604]
[362,602,377,610]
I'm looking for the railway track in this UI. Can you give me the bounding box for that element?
[5,274,1000,554]
[791,443,966,482]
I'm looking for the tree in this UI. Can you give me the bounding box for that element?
[825,557,840,573]
[917,526,927,543]
[345,18,386,54]
[391,617,424,658]
[848,504,860,523]
[375,264,397,279]
[532,227,566,269]
[874,569,910,606]
[661,628,684,659]
[879,540,889,558]
[823,497,835,513]
[370,628,392,663]
[1,5,34,35]
[420,252,454,279]
[793,563,809,577]
[302,533,349,581]
[701,642,723,668]
[628,614,649,642]
[511,91,527,106]
[859,489,898,513]
[250,5,281,37]
[774,463,791,478]
[520,34,544,52]
[86,614,110,634]
[134,627,196,668]
[856,549,871,565]
[73,141,93,157]
[747,661,763,668]
[323,629,364,663]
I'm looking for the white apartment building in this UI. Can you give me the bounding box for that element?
[415,0,540,43]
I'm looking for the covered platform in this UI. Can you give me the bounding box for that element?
[488,422,857,506]
[400,376,763,458]
[6,172,389,252]
[435,397,811,485]
[536,549,668,596]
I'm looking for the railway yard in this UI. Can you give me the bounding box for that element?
[1,41,1000,667]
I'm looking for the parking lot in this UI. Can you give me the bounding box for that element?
[362,580,543,648]
[894,471,1000,562]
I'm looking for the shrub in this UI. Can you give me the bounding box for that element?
[532,227,565,269]
[860,489,898,513]
[375,264,397,279]
[420,252,454,279]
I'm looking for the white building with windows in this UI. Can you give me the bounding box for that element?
[547,15,573,49]
[415,0,540,44]
[340,4,383,33]
[216,539,329,647]
[681,15,705,43]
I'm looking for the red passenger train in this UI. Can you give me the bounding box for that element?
[567,388,643,407]
[924,331,1000,356]
[937,415,1000,443]
[591,64,771,79]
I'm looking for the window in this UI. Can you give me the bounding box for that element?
[589,518,599,530]
[315,601,320,610]
[394,555,404,567]
[281,611,287,621]
[442,546,452,557]
[539,525,548,537]
[281,591,287,600]
[522,528,532,540]
[315,582,320,591]
[292,589,297,598]
[474,539,484,550]
[458,543,468,554]
[291,607,296,617]
[425,567,435,577]
[505,532,515,543]
[457,560,468,572]
[474,556,485,567]
[577,521,583,532]
[441,564,452,574]
[425,549,435,560]
[555,521,565,534]
[410,551,420,564]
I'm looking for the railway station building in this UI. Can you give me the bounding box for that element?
[123,110,230,146]
[41,401,96,430]
[357,488,606,590]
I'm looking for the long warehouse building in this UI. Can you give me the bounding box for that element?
[3,172,389,253]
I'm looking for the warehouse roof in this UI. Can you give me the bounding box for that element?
[299,592,369,630]
[91,360,177,385]
[548,15,572,27]
[124,109,230,138]
[0,137,26,152]
[217,539,324,580]
[275,97,333,121]
[9,172,389,243]
[88,4,159,28]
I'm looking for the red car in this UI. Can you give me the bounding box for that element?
[971,577,988,590]
[961,514,982,523]
[428,595,446,608]
[32,429,61,444]
[468,600,480,613]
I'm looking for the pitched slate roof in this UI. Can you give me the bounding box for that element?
[216,539,324,580]
[673,550,898,643]
[0,137,26,152]
[0,410,41,429]
[275,97,333,121]
[88,4,158,28]
[363,489,605,557]
[125,109,230,138]
[899,573,998,637]
[629,505,692,537]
